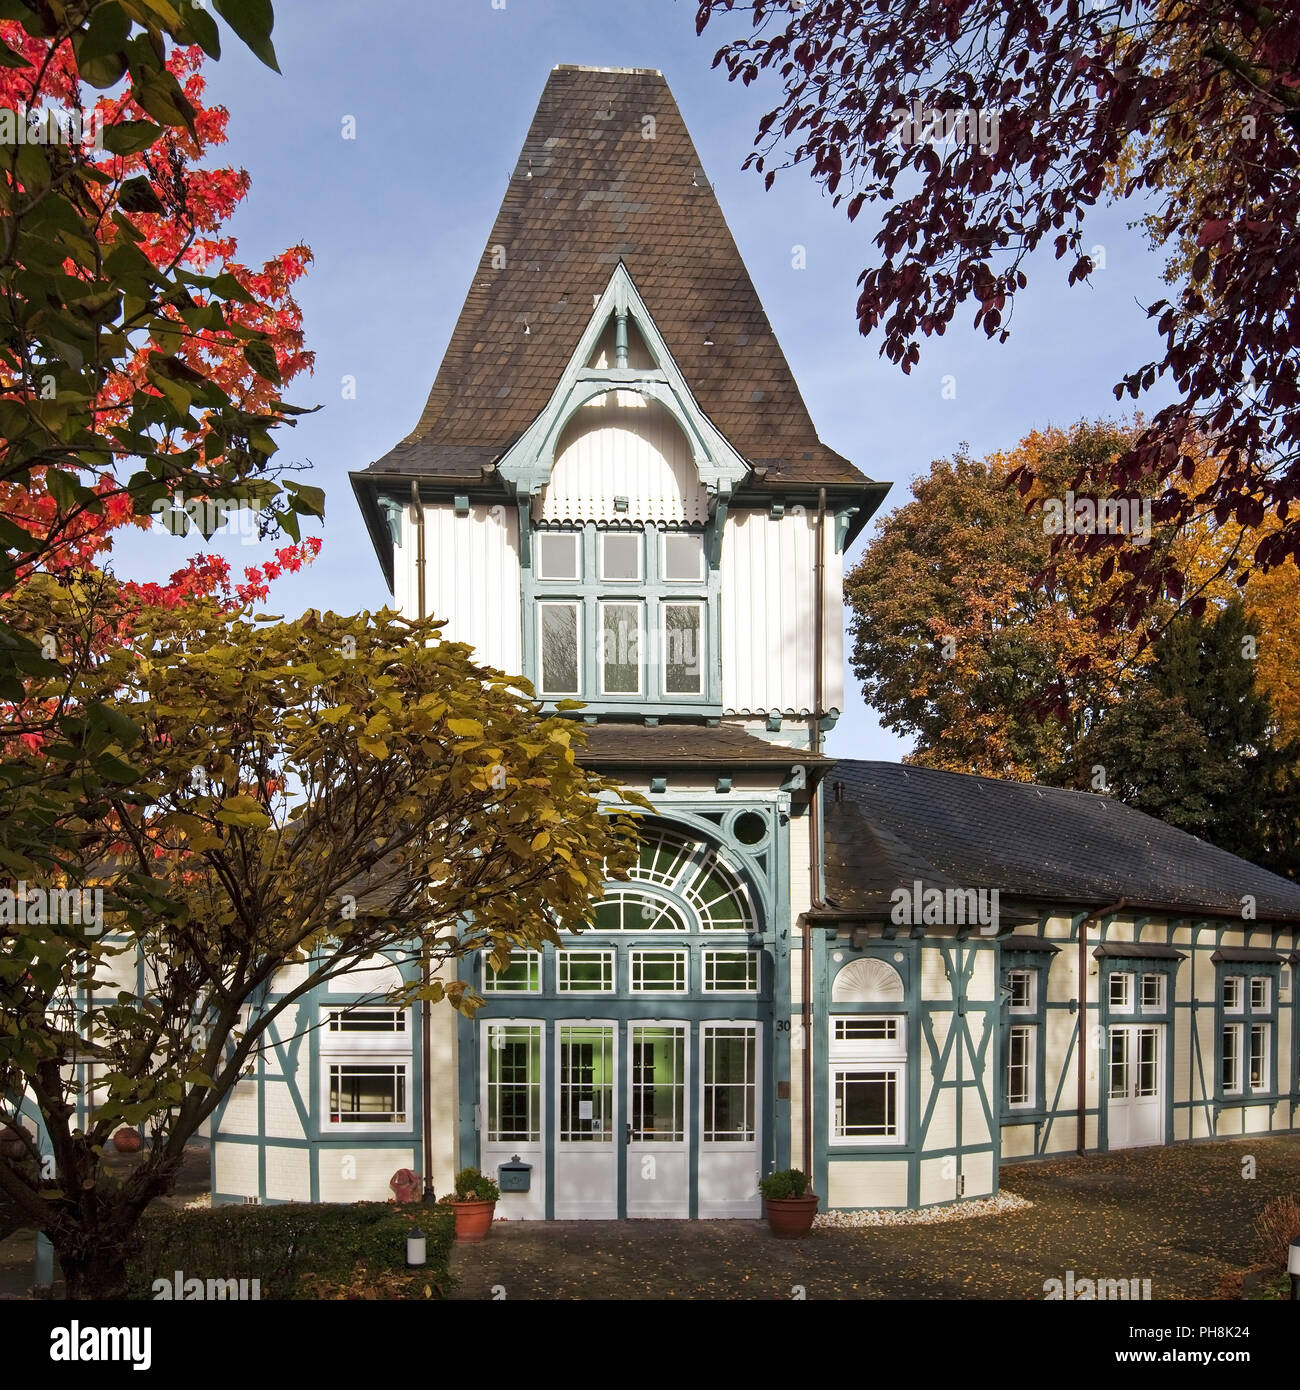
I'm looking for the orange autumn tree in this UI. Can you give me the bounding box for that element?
[846,420,1300,783]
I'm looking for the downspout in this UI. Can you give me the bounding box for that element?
[801,487,828,1174]
[1076,896,1127,1155]
[411,481,434,1201]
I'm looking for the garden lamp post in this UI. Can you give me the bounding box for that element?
[407,1227,427,1268]
[1289,1237,1300,1301]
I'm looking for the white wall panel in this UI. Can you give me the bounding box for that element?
[721,511,843,715]
[399,504,522,676]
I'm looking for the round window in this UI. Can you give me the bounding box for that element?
[733,811,767,846]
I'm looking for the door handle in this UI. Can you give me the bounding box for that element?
[626,1123,633,1144]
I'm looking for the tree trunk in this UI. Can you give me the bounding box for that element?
[59,1245,131,1301]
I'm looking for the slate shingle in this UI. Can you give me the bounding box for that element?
[823,760,1300,924]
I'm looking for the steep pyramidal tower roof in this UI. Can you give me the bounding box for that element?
[361,65,874,488]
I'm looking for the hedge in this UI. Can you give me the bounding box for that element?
[124,1201,455,1300]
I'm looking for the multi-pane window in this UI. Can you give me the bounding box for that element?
[482,950,541,994]
[1140,974,1166,1012]
[1001,958,1050,1114]
[702,949,760,993]
[1221,1022,1243,1095]
[531,526,711,702]
[558,1024,614,1142]
[629,948,688,993]
[327,1064,406,1125]
[1219,967,1278,1098]
[486,1023,542,1142]
[630,1024,685,1141]
[319,1004,412,1131]
[556,949,615,993]
[1008,970,1035,1013]
[702,1024,757,1143]
[1006,1025,1035,1108]
[830,1014,906,1145]
[1109,971,1133,1012]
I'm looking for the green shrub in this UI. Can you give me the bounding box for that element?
[758,1168,811,1200]
[124,1201,454,1301]
[442,1166,500,1203]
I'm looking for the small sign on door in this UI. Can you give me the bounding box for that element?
[578,1100,593,1120]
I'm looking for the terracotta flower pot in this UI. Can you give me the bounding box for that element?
[451,1199,496,1243]
[111,1126,142,1154]
[764,1194,819,1239]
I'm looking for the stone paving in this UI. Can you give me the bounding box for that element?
[448,1137,1300,1300]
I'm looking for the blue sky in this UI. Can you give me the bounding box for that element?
[110,0,1174,761]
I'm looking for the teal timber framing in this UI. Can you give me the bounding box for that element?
[812,931,1000,1209]
[456,799,791,1218]
[211,954,424,1206]
[997,911,1300,1164]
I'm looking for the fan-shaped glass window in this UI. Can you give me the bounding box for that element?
[591,891,688,932]
[591,827,755,933]
[832,958,905,1004]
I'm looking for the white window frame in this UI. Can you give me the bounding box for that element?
[629,947,688,994]
[700,1021,759,1146]
[1249,976,1271,1013]
[1140,973,1166,1013]
[1108,971,1134,1014]
[537,600,582,696]
[1006,1023,1037,1110]
[1222,975,1244,1013]
[701,948,760,994]
[659,598,705,697]
[537,530,580,581]
[483,1020,544,1144]
[1007,969,1036,1014]
[481,949,541,995]
[556,948,615,994]
[599,530,642,582]
[597,599,643,697]
[321,1004,410,1050]
[1220,1021,1244,1097]
[1249,1021,1271,1094]
[557,1020,617,1143]
[829,1013,906,1146]
[661,530,705,583]
[321,1058,412,1133]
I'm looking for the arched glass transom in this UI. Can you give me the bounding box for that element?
[593,827,755,933]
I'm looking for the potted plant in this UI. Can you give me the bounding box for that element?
[759,1168,819,1238]
[111,1126,142,1155]
[440,1166,500,1242]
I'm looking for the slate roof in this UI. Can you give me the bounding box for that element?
[821,760,1300,925]
[357,65,873,489]
[576,722,827,768]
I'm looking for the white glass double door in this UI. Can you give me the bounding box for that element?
[1107,1023,1165,1149]
[494,1018,760,1219]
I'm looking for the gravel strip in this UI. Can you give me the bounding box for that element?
[814,1191,1032,1228]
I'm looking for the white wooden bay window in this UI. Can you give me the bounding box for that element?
[530,525,714,707]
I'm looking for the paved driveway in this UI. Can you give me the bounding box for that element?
[449,1137,1300,1300]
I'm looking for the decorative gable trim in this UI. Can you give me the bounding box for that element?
[495,262,750,509]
